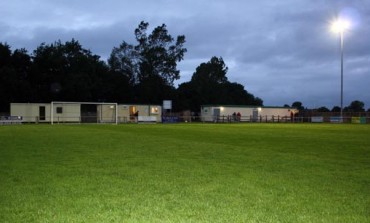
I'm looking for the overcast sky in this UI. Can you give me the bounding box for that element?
[1,0,369,109]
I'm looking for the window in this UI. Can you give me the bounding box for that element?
[56,107,63,114]
[151,107,159,114]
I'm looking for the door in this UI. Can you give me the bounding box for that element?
[39,106,46,121]
[129,106,138,121]
[252,109,258,122]
[213,108,220,122]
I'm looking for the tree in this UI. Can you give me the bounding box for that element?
[95,70,133,103]
[0,43,33,112]
[177,56,262,112]
[136,22,187,85]
[316,106,330,112]
[108,41,138,85]
[0,43,13,112]
[222,82,263,105]
[292,101,304,111]
[31,39,113,102]
[0,42,12,67]
[331,106,341,112]
[108,21,187,104]
[191,57,228,84]
[344,100,365,112]
[135,75,177,105]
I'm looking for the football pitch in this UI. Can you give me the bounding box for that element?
[1,123,369,222]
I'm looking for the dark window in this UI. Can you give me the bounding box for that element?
[56,107,63,114]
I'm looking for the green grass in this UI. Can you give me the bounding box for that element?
[0,123,369,222]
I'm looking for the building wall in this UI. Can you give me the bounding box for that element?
[149,105,162,122]
[52,103,81,122]
[117,105,130,122]
[11,103,51,122]
[97,104,116,123]
[200,106,212,121]
[201,106,255,122]
[11,102,163,123]
[11,103,82,123]
[219,107,254,117]
[118,104,162,123]
[201,105,296,122]
[259,108,292,118]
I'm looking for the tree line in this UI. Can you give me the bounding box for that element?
[0,21,262,113]
[288,101,368,114]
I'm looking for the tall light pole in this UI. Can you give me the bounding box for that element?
[331,19,350,120]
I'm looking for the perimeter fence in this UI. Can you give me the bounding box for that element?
[1,112,370,125]
[172,115,369,124]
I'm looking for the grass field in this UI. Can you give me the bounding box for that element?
[0,123,369,222]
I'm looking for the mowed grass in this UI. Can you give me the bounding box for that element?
[0,123,369,222]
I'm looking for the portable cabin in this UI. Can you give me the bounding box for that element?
[10,102,162,123]
[117,104,162,123]
[11,102,83,123]
[201,105,297,122]
[11,103,48,123]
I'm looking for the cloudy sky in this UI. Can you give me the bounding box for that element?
[1,0,369,109]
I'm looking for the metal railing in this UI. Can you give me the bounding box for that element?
[172,115,370,124]
[0,116,23,125]
[2,115,369,124]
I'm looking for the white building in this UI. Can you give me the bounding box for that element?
[201,105,298,122]
[10,102,162,124]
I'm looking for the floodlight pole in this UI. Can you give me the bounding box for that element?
[332,19,349,122]
[340,31,344,120]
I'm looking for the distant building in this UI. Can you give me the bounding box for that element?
[200,105,298,122]
[10,102,162,124]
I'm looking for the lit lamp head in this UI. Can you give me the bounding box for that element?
[331,19,350,33]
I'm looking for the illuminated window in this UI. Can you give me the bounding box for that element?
[151,107,159,114]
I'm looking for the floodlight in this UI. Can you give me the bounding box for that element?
[331,19,350,33]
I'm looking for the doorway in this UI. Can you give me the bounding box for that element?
[213,108,220,122]
[80,104,97,123]
[129,106,138,121]
[39,106,46,121]
[252,109,259,122]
